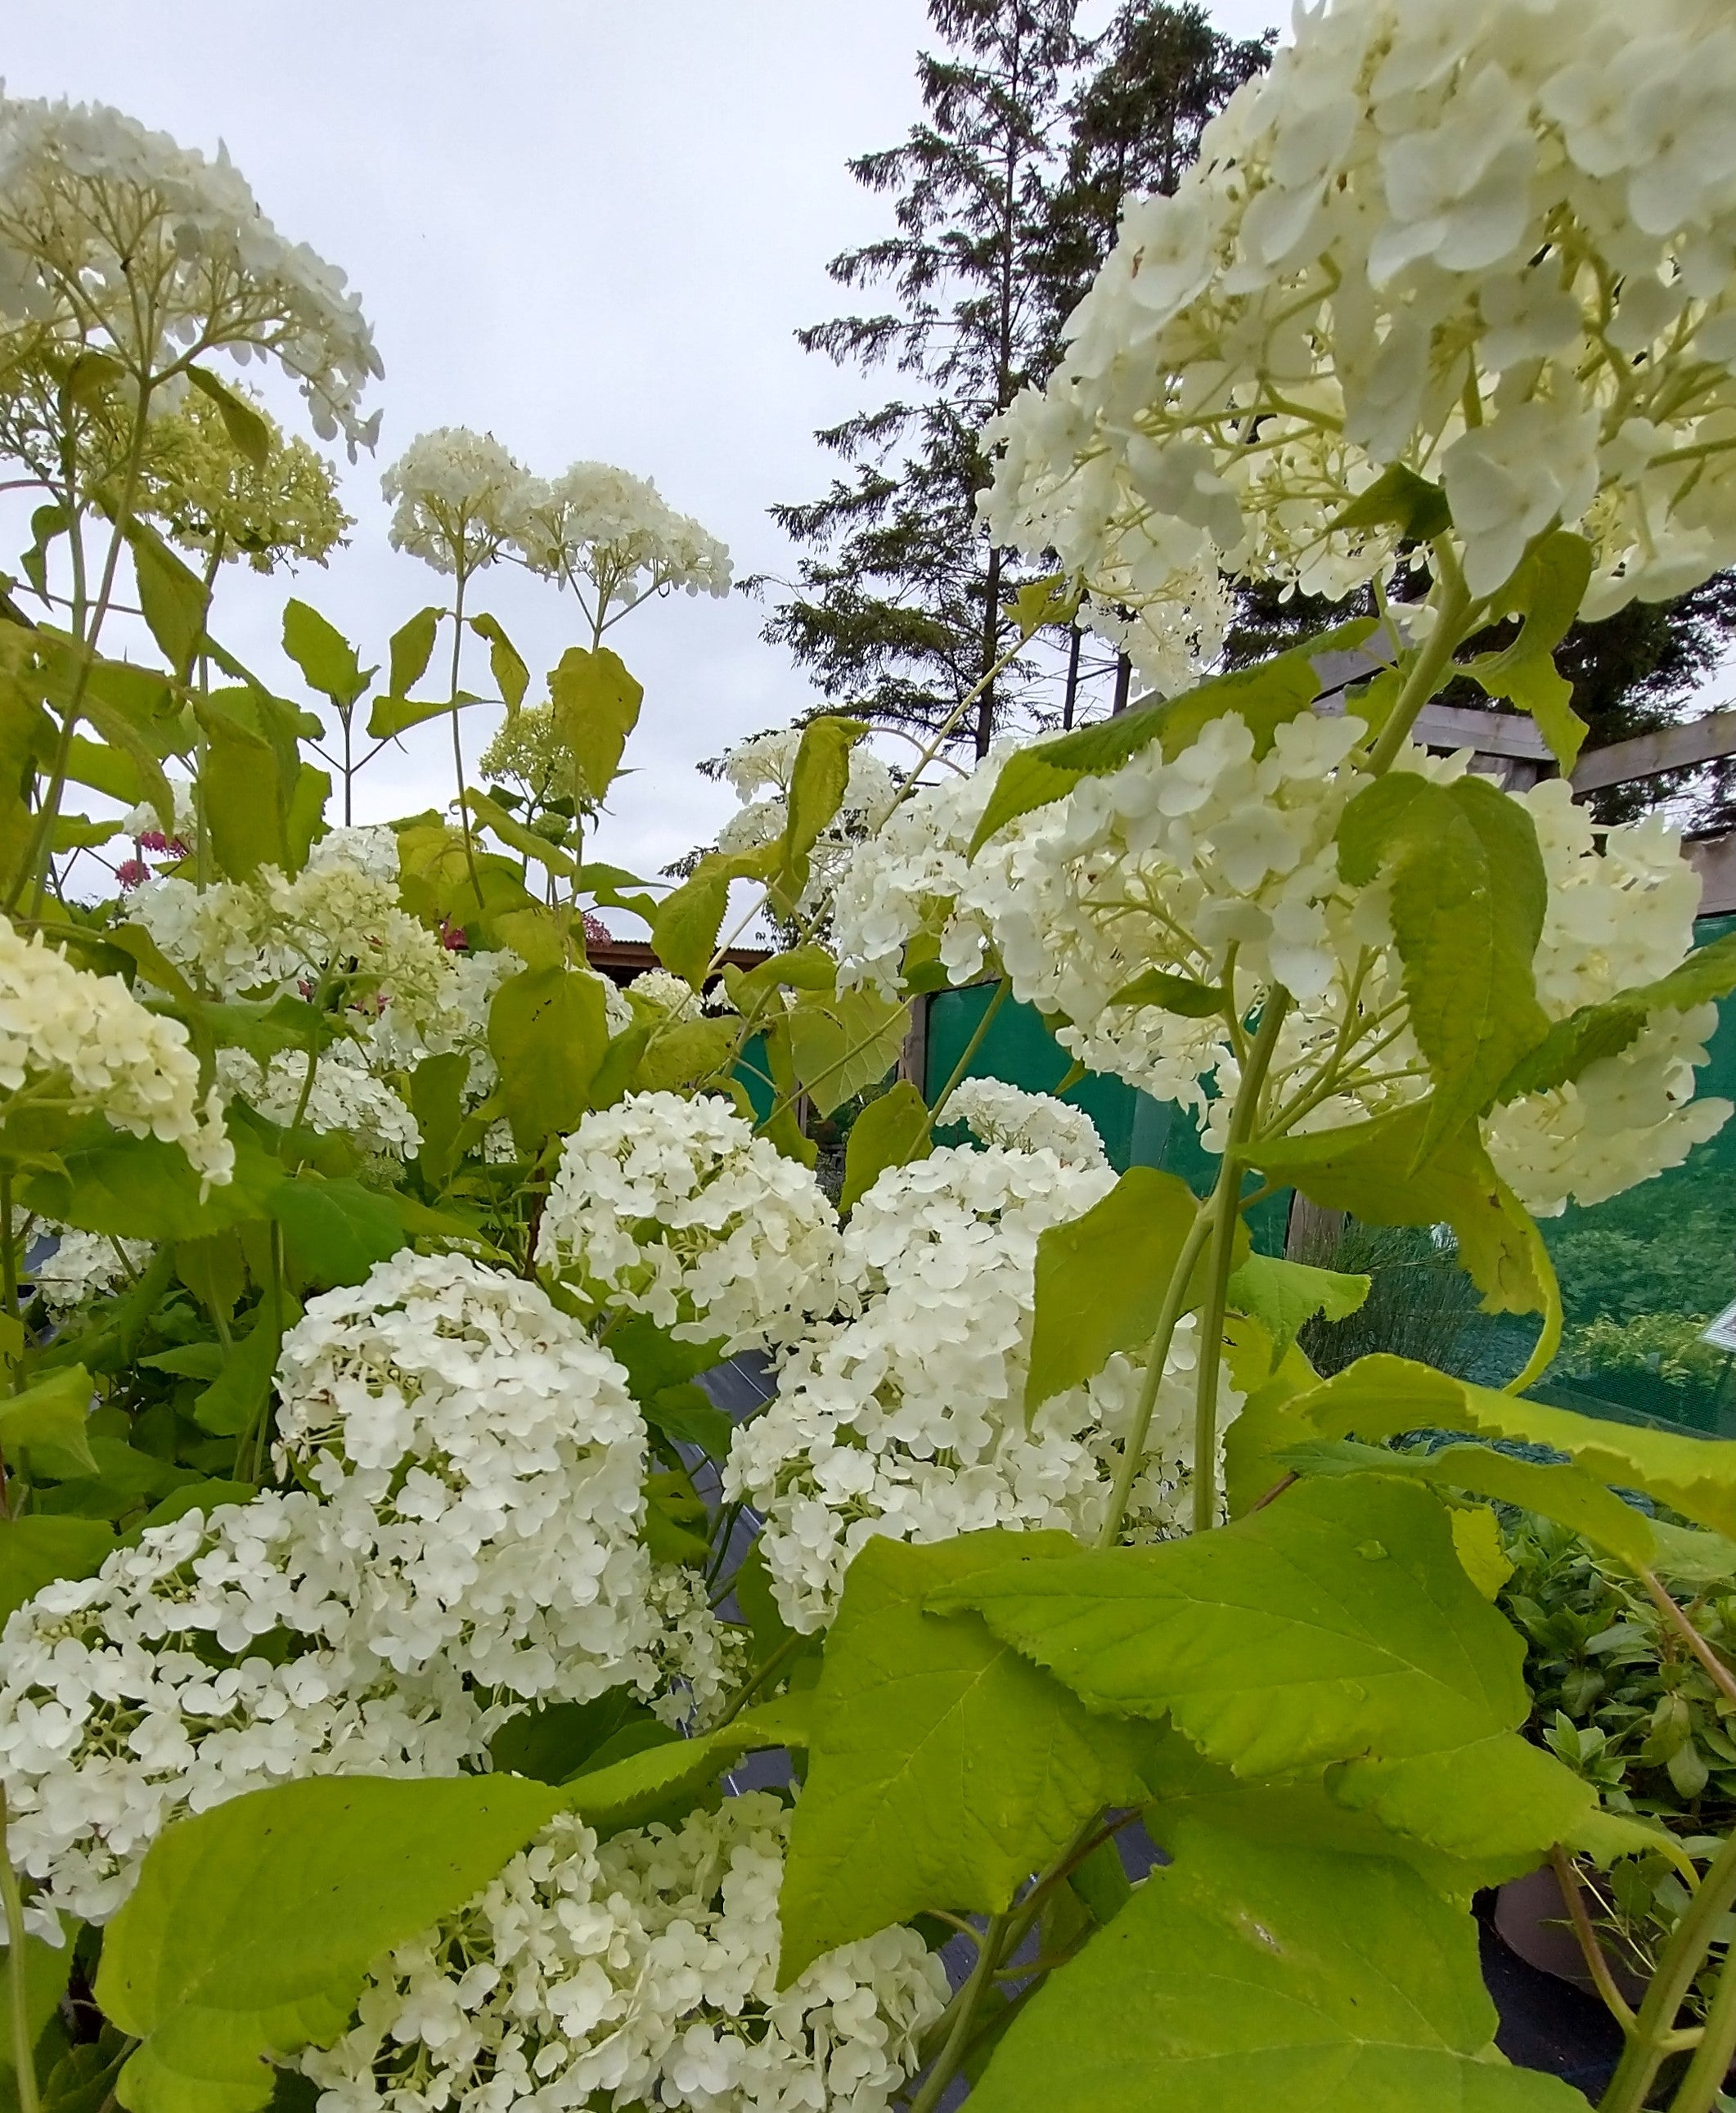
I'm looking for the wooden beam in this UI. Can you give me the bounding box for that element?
[1691,834,1736,917]
[1410,701,1552,758]
[1571,711,1736,794]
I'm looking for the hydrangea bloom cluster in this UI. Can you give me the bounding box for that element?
[274,1252,654,1700]
[0,914,232,1188]
[381,428,528,578]
[641,1563,751,1733]
[0,1492,492,1935]
[945,1078,1109,1168]
[834,714,1730,1216]
[216,1045,421,1160]
[27,1224,153,1320]
[129,828,455,1031]
[983,0,1736,678]
[509,459,732,625]
[0,92,380,446]
[537,1093,843,1355]
[727,1145,1226,1632]
[300,1795,948,2113]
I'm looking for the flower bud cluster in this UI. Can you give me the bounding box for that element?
[299,1795,948,2113]
[726,1144,1229,1632]
[537,1093,843,1355]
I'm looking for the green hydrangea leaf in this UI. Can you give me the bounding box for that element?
[0,1364,98,1479]
[779,1532,1146,1985]
[1225,1252,1370,1367]
[1279,1432,1657,1572]
[930,1477,1526,1776]
[0,1515,114,1625]
[772,716,866,907]
[839,1081,932,1212]
[1499,929,1736,1101]
[267,1175,406,1291]
[1338,773,1549,1157]
[97,1776,565,2113]
[547,645,642,807]
[561,1697,810,1835]
[966,1822,1586,2113]
[487,964,610,1150]
[1136,1720,1533,1900]
[1026,1167,1216,1411]
[785,990,910,1116]
[1293,1351,1736,1544]
[281,601,371,709]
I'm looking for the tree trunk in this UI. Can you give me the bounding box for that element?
[1111,649,1133,715]
[1062,622,1082,729]
[977,542,1004,757]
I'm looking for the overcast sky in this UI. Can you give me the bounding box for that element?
[7,0,1280,916]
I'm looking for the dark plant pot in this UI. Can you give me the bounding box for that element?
[1494,1867,1648,2007]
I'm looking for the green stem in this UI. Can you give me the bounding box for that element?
[447,574,481,901]
[0,1788,40,2113]
[929,979,1010,1122]
[906,1911,1010,2113]
[713,1633,803,1729]
[1364,555,1476,778]
[1192,993,1291,1535]
[1097,1202,1212,1548]
[1670,1924,1736,2113]
[0,1167,16,1326]
[1600,1827,1736,2113]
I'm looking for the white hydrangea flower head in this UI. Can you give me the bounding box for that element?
[216,1043,421,1159]
[0,915,232,1189]
[299,1795,948,2113]
[640,1563,751,1733]
[124,874,274,998]
[121,777,195,845]
[381,427,529,577]
[831,744,1019,999]
[945,1077,1109,1168]
[275,1252,654,1701]
[627,965,711,1024]
[0,92,382,446]
[982,0,1736,647]
[29,1225,152,1320]
[726,1144,1233,1631]
[362,943,530,1090]
[0,1494,492,1935]
[537,1092,843,1355]
[508,459,732,619]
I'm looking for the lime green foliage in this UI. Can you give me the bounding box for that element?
[966,1822,1585,2113]
[780,1533,1145,1981]
[97,1778,564,2113]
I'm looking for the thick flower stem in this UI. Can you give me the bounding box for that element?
[1364,555,1475,778]
[906,1911,1010,2113]
[1669,1930,1736,2113]
[1599,1824,1736,2113]
[1191,992,1290,1535]
[0,1789,40,2113]
[1097,1203,1212,1549]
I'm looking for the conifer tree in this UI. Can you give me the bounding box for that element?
[760,0,1080,758]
